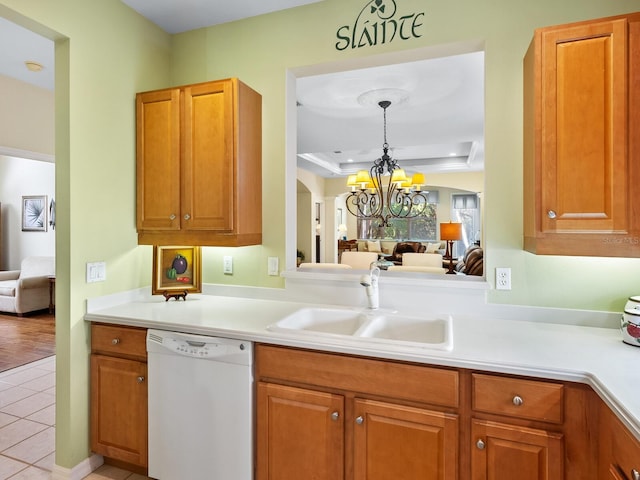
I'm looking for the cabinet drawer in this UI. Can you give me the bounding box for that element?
[91,324,147,360]
[472,373,563,423]
[257,344,459,408]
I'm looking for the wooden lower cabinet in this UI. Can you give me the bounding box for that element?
[257,382,344,480]
[256,345,459,480]
[599,402,640,480]
[90,324,148,471]
[353,398,458,480]
[470,419,563,480]
[257,382,458,480]
[255,345,616,480]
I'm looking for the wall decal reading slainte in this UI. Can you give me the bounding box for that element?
[336,0,425,51]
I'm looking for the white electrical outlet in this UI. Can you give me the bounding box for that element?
[86,262,106,283]
[268,257,279,276]
[223,256,233,274]
[496,267,511,290]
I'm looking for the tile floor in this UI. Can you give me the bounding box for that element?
[0,357,149,480]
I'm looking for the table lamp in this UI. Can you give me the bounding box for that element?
[440,222,463,274]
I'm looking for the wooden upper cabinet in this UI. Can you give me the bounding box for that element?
[136,78,262,246]
[524,12,640,257]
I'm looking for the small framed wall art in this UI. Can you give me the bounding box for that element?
[152,246,202,300]
[22,195,48,232]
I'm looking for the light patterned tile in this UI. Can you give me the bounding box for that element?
[20,372,55,392]
[35,357,56,371]
[33,451,55,471]
[0,392,55,418]
[26,404,55,427]
[0,419,47,451]
[0,368,49,387]
[7,465,51,479]
[0,412,18,428]
[127,474,152,480]
[0,454,28,478]
[82,464,132,479]
[3,426,55,465]
[0,381,14,392]
[0,387,35,409]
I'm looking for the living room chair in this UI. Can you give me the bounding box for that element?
[402,252,443,268]
[387,265,446,274]
[0,256,55,316]
[340,251,378,270]
[388,242,426,265]
[298,263,352,270]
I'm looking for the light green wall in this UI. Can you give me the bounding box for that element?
[0,0,171,468]
[1,0,639,471]
[172,0,640,312]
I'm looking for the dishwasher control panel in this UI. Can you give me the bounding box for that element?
[147,330,253,365]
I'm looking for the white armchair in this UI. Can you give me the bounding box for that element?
[0,256,55,316]
[340,251,378,270]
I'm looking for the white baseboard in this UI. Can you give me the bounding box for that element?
[51,454,103,480]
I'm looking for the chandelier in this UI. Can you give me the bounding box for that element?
[345,100,428,227]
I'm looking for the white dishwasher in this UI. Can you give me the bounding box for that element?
[146,329,253,480]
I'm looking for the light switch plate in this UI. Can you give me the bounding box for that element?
[268,257,279,276]
[86,262,106,283]
[223,256,233,274]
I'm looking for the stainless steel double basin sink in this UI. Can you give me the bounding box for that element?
[267,307,453,351]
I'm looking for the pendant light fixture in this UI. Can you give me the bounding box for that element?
[345,100,429,227]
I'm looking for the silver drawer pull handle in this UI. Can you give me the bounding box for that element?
[547,210,557,219]
[137,376,145,383]
[111,338,120,345]
[331,411,339,421]
[169,214,176,220]
[632,469,639,480]
[476,439,485,450]
[184,214,191,220]
[355,416,364,425]
[512,395,523,406]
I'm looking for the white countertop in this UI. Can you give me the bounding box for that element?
[84,293,640,440]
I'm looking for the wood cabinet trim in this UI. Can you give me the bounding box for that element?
[256,344,459,408]
[91,323,147,361]
[472,373,564,424]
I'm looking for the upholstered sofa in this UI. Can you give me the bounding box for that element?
[455,245,483,276]
[0,256,55,316]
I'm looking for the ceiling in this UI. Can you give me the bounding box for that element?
[296,51,485,179]
[0,2,485,180]
[120,0,324,34]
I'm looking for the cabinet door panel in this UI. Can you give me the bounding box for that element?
[353,398,458,480]
[136,88,181,231]
[257,382,344,480]
[540,19,627,234]
[90,354,147,467]
[182,81,234,232]
[471,419,563,480]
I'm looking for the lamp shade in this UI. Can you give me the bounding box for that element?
[355,170,372,188]
[411,173,425,187]
[390,168,408,185]
[440,222,463,241]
